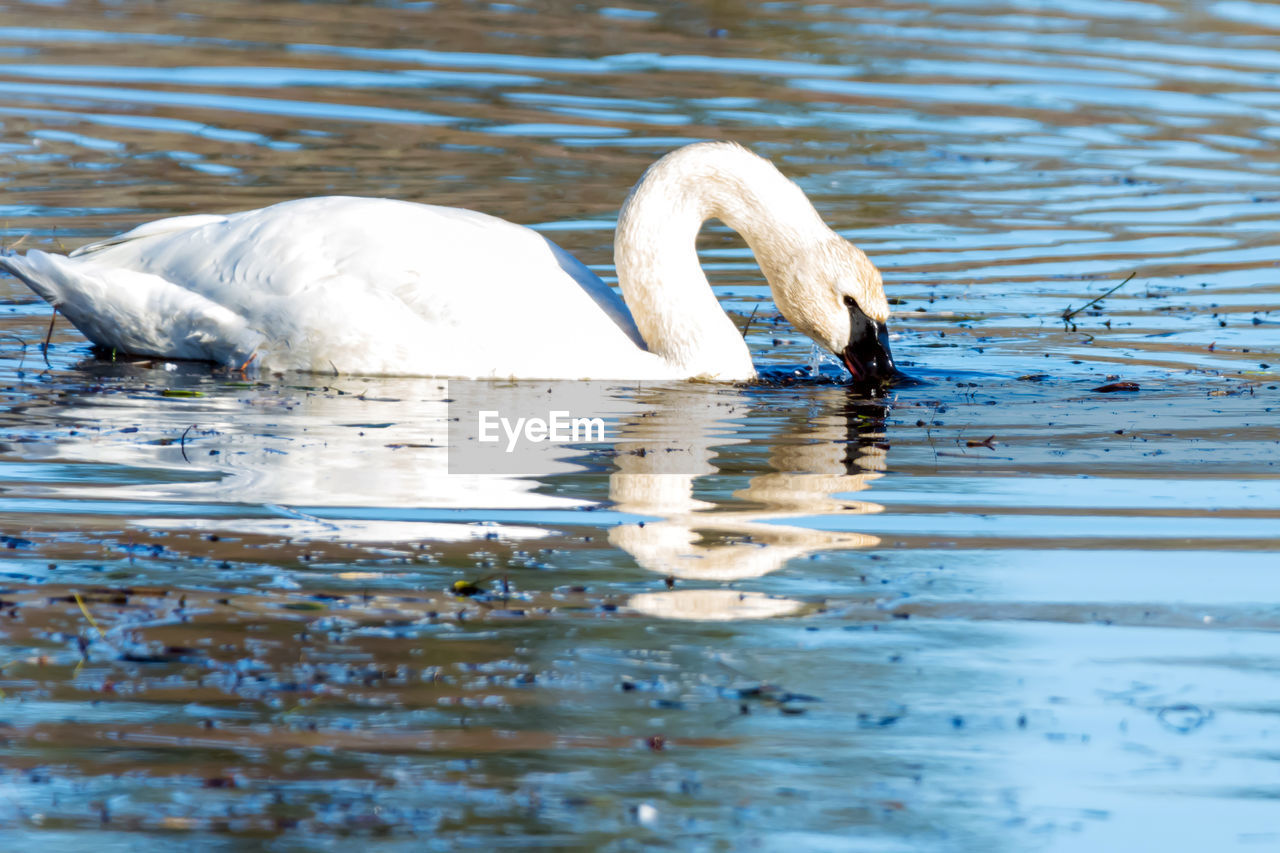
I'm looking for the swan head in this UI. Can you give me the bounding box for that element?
[769,238,896,382]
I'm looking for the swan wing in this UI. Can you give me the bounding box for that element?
[4,197,665,378]
[69,214,233,257]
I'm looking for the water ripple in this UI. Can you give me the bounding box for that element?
[1,1,1279,848]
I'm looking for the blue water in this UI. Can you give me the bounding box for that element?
[1,1,1278,850]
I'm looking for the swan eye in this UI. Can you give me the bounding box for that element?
[842,295,857,308]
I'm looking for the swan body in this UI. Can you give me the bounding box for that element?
[1,142,894,380]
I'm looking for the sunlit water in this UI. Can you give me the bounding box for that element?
[1,1,1278,850]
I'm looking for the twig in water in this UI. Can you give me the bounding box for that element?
[265,503,341,532]
[73,592,103,636]
[739,304,759,340]
[1,334,26,370]
[1062,272,1135,322]
[41,308,57,367]
[180,424,197,463]
[935,450,1015,460]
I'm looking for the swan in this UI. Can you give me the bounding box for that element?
[0,141,895,381]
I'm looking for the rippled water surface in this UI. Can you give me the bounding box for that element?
[1,1,1279,849]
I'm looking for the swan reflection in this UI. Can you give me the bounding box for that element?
[7,367,889,618]
[12,375,597,542]
[608,385,887,620]
[627,589,808,621]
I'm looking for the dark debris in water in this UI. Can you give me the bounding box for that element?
[1091,381,1141,393]
[1156,703,1213,734]
[751,364,921,391]
[0,579,769,836]
[752,364,856,387]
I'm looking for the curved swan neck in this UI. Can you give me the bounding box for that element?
[614,142,832,379]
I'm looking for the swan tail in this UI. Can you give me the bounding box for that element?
[0,247,62,305]
[0,249,264,366]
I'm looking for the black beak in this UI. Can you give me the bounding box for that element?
[840,301,896,383]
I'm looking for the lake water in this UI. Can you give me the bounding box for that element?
[1,1,1278,850]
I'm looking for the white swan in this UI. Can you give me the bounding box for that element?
[0,141,895,381]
